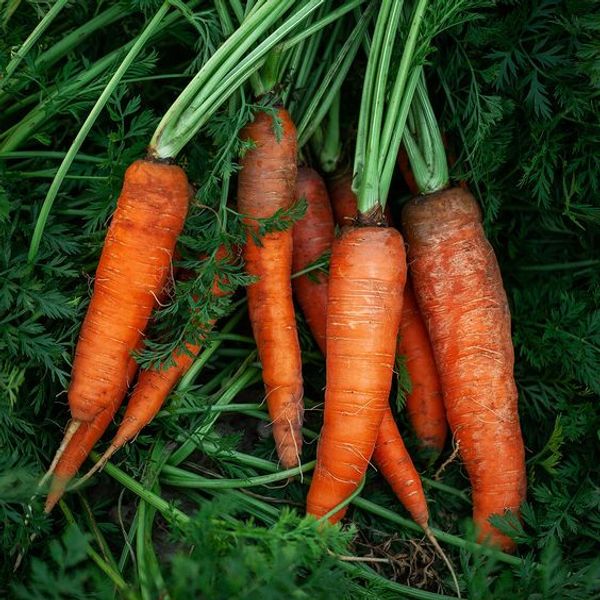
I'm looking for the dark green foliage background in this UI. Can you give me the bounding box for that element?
[1,1,599,598]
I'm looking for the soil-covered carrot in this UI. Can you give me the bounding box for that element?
[399,281,447,455]
[292,167,335,355]
[69,159,190,424]
[402,187,526,551]
[237,108,303,469]
[306,225,406,522]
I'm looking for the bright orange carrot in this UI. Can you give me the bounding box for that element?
[372,408,429,527]
[306,225,406,522]
[328,174,446,455]
[237,109,303,469]
[292,167,335,355]
[402,187,526,551]
[84,248,231,476]
[399,281,447,454]
[69,159,190,425]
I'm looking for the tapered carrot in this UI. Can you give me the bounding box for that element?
[372,408,429,527]
[44,406,118,513]
[328,173,447,455]
[306,225,406,522]
[237,109,303,469]
[83,248,231,478]
[69,159,190,425]
[399,282,447,454]
[292,167,335,355]
[402,187,526,551]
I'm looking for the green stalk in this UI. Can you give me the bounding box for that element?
[297,3,373,147]
[356,0,404,212]
[0,150,102,162]
[36,4,129,71]
[1,0,70,87]
[149,0,296,157]
[403,75,449,193]
[157,0,326,158]
[89,453,190,526]
[160,459,316,489]
[59,501,137,599]
[27,1,171,262]
[169,365,260,466]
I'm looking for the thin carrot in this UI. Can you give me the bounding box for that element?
[292,167,334,355]
[237,108,303,469]
[399,281,447,455]
[306,224,406,522]
[44,407,118,513]
[372,408,429,527]
[328,173,447,455]
[402,187,526,551]
[69,159,190,424]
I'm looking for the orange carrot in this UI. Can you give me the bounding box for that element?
[292,167,335,355]
[328,173,446,455]
[84,248,231,476]
[372,408,429,527]
[237,109,303,468]
[399,282,447,455]
[69,159,190,425]
[44,406,118,513]
[402,187,526,551]
[306,225,406,522]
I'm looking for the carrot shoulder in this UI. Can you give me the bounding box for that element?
[306,225,406,522]
[68,159,190,424]
[402,187,526,551]
[237,109,303,469]
[292,167,335,355]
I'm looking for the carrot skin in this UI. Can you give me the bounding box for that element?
[402,187,526,551]
[69,159,190,423]
[292,167,335,355]
[399,282,447,454]
[238,109,303,469]
[372,408,429,527]
[306,226,406,522]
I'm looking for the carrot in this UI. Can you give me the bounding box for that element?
[83,248,231,477]
[68,159,190,425]
[306,225,406,522]
[292,167,335,355]
[372,408,429,527]
[328,173,447,455]
[44,406,118,513]
[237,108,303,469]
[402,187,526,551]
[399,282,447,455]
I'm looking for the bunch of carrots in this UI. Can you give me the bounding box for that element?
[39,2,527,589]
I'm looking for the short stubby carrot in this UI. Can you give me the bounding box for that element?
[237,108,303,469]
[399,281,447,455]
[402,186,526,551]
[306,225,406,522]
[373,408,429,527]
[292,167,335,355]
[68,159,190,424]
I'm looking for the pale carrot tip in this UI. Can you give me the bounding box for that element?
[77,443,118,487]
[424,526,461,598]
[40,420,82,488]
